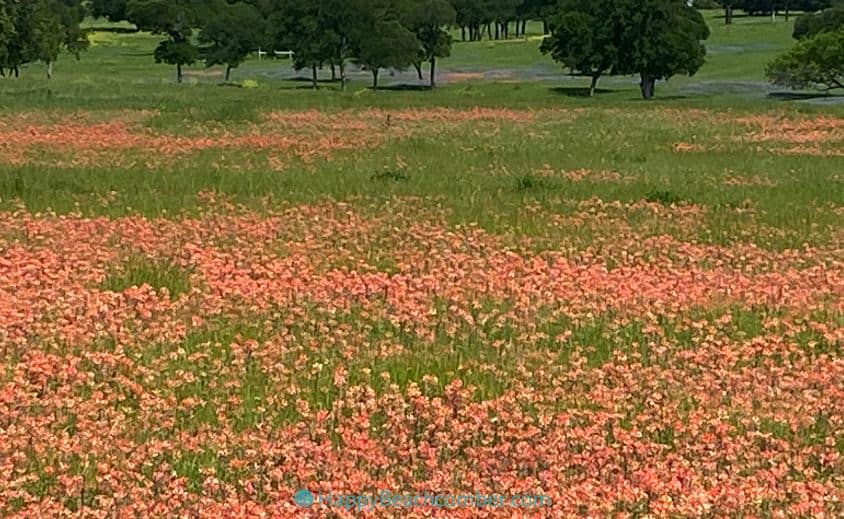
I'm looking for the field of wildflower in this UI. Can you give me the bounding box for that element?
[0,100,842,518]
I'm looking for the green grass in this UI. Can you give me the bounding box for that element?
[1,107,840,251]
[0,10,840,251]
[100,256,192,298]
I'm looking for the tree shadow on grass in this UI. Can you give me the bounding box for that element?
[768,91,842,102]
[645,94,690,101]
[274,78,344,91]
[375,84,432,92]
[286,76,344,84]
[85,26,140,34]
[550,86,616,97]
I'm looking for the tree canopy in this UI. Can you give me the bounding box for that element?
[793,6,844,39]
[616,0,710,99]
[351,0,421,89]
[716,1,833,24]
[540,0,619,96]
[401,0,457,87]
[126,0,202,83]
[91,0,129,22]
[0,0,88,78]
[268,0,342,88]
[543,0,709,99]
[199,1,265,81]
[768,4,844,91]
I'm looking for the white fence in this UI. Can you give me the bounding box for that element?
[257,49,295,60]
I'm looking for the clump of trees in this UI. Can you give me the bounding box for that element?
[91,0,129,22]
[792,3,844,37]
[402,0,456,87]
[0,0,88,78]
[119,0,459,89]
[716,1,835,24]
[199,2,265,81]
[126,1,202,84]
[767,5,844,91]
[542,0,710,99]
[452,0,552,41]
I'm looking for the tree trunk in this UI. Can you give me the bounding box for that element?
[0,68,4,78]
[461,27,466,41]
[640,73,655,100]
[177,63,183,83]
[311,65,318,89]
[430,57,436,89]
[414,62,423,81]
[495,23,500,40]
[725,6,733,25]
[13,66,19,78]
[589,73,600,97]
[372,69,378,90]
[784,1,789,22]
[46,61,53,80]
[339,61,346,91]
[331,64,336,81]
[225,65,232,81]
[542,20,548,34]
[521,20,527,37]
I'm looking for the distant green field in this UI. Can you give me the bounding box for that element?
[0,10,836,110]
[0,10,841,249]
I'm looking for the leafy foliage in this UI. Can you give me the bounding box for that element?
[542,0,709,99]
[401,0,456,87]
[614,0,710,100]
[91,0,129,22]
[199,2,265,81]
[769,2,844,92]
[268,0,345,88]
[793,6,844,40]
[0,0,88,78]
[351,0,420,89]
[737,0,832,16]
[126,0,200,82]
[0,1,15,72]
[540,0,619,96]
[767,28,844,91]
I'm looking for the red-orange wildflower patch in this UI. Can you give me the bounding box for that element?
[0,200,842,516]
[0,108,577,170]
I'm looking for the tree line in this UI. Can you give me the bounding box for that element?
[715,1,836,24]
[1,0,841,97]
[102,0,480,88]
[2,0,707,93]
[541,0,844,98]
[87,0,558,88]
[0,0,88,79]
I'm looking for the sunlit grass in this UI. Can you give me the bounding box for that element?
[100,256,192,299]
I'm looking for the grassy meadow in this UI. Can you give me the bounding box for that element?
[0,10,842,518]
